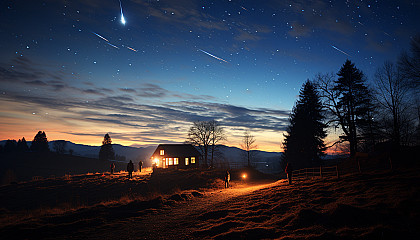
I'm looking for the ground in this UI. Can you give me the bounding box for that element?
[0,166,419,239]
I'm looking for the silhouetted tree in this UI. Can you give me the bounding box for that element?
[99,133,115,160]
[282,80,327,169]
[17,137,29,152]
[30,131,49,152]
[374,61,412,148]
[398,35,420,90]
[4,139,17,153]
[53,140,67,154]
[241,130,257,167]
[187,120,225,168]
[398,35,420,144]
[317,60,372,157]
[209,120,226,168]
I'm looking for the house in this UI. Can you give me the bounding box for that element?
[150,144,201,169]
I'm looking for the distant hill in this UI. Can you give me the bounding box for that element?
[0,140,282,172]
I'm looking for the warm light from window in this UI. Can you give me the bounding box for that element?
[160,150,164,155]
[154,158,159,166]
[174,158,179,165]
[185,158,189,165]
[169,158,173,165]
[191,157,195,164]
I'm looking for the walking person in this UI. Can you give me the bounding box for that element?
[224,170,230,188]
[138,160,143,172]
[127,160,134,179]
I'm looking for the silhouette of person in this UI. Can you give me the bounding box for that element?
[127,160,134,179]
[138,160,143,172]
[285,162,293,185]
[225,170,230,188]
[110,162,115,174]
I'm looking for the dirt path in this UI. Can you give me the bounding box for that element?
[93,180,281,239]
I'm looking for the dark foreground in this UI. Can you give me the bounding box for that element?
[1,167,419,239]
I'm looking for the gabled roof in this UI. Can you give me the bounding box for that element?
[152,144,201,157]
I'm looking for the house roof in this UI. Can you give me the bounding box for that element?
[152,144,201,157]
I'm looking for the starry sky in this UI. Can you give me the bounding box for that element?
[0,0,419,152]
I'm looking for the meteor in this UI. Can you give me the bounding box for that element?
[92,32,110,42]
[198,49,229,63]
[106,42,120,49]
[126,46,138,52]
[331,45,351,57]
[119,0,126,25]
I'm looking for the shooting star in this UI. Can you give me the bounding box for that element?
[106,42,120,49]
[119,0,126,25]
[331,45,351,57]
[92,32,110,42]
[126,46,138,52]
[198,49,229,63]
[358,21,392,38]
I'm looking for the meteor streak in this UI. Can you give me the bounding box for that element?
[92,32,110,42]
[119,0,126,25]
[106,42,120,49]
[331,45,351,57]
[198,49,229,63]
[126,46,138,52]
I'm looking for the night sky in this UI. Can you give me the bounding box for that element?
[1,0,419,151]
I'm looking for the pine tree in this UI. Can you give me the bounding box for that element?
[333,60,371,156]
[30,131,49,152]
[99,133,115,160]
[17,137,29,152]
[282,80,327,169]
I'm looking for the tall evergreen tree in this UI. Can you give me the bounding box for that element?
[333,60,372,156]
[17,137,29,152]
[99,133,115,160]
[282,80,327,169]
[30,131,49,152]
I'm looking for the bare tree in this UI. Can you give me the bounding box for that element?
[241,130,257,167]
[53,140,67,154]
[187,121,212,168]
[187,120,226,168]
[209,120,226,168]
[374,61,412,147]
[398,35,420,90]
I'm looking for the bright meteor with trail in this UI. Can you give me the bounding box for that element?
[198,49,229,63]
[92,32,110,42]
[331,45,351,57]
[119,0,126,25]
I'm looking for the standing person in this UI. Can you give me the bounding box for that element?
[127,160,134,179]
[110,162,115,174]
[224,170,230,188]
[285,162,293,185]
[138,160,143,173]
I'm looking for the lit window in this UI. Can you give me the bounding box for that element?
[169,158,173,165]
[160,150,164,155]
[165,158,168,166]
[185,158,189,165]
[174,158,179,165]
[191,157,195,164]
